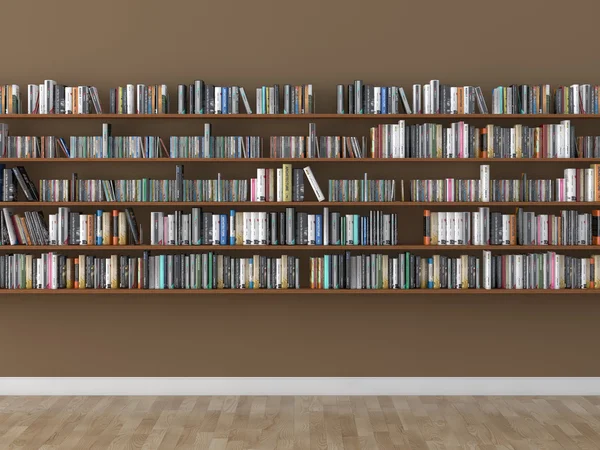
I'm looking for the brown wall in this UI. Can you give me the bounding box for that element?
[1,0,599,376]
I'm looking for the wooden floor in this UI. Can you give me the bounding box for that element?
[1,396,600,449]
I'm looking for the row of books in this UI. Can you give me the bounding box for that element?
[109,84,169,114]
[369,121,577,159]
[491,84,600,115]
[25,82,102,114]
[1,208,140,246]
[410,165,600,202]
[147,209,398,246]
[176,83,250,114]
[4,119,600,160]
[0,252,300,290]
[309,251,600,290]
[423,209,598,246]
[328,177,396,202]
[2,80,600,115]
[338,81,488,115]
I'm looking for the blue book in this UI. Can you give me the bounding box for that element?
[159,255,165,289]
[315,214,323,245]
[229,210,236,245]
[324,255,330,289]
[262,87,267,113]
[222,87,228,114]
[96,210,103,245]
[381,87,387,114]
[220,214,228,245]
[428,258,434,288]
[353,214,359,246]
[362,217,367,245]
[248,258,254,289]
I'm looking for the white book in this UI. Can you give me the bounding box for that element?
[269,87,275,114]
[472,212,480,245]
[462,123,469,158]
[243,212,252,245]
[515,255,523,289]
[390,124,399,158]
[308,214,316,245]
[438,212,447,245]
[450,87,458,114]
[346,215,353,245]
[275,260,281,289]
[212,214,220,245]
[79,215,88,245]
[556,124,565,157]
[39,84,46,114]
[374,87,381,114]
[540,214,549,245]
[480,165,490,202]
[105,258,111,288]
[581,258,588,289]
[215,87,222,113]
[256,168,266,201]
[448,212,456,245]
[562,120,571,158]
[252,212,259,245]
[64,87,72,114]
[168,214,176,245]
[423,85,431,114]
[585,168,594,201]
[564,168,577,201]
[323,207,329,246]
[455,212,463,245]
[259,212,267,245]
[256,88,262,114]
[229,212,236,246]
[27,84,38,114]
[303,166,325,202]
[45,80,55,114]
[510,128,516,158]
[483,250,492,289]
[36,258,43,289]
[398,120,406,158]
[126,84,135,114]
[502,214,511,245]
[276,169,283,201]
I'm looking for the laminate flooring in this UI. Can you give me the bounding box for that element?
[0,396,599,449]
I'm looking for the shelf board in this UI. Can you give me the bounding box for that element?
[0,245,597,251]
[2,157,600,163]
[3,201,600,207]
[0,113,599,120]
[1,288,599,295]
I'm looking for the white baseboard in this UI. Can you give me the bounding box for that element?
[1,378,599,396]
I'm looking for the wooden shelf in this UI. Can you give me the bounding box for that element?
[2,157,600,163]
[4,201,600,207]
[0,245,597,252]
[1,288,598,295]
[0,113,599,120]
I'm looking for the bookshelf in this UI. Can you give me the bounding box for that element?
[3,102,600,294]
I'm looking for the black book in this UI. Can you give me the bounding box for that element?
[124,208,140,245]
[16,166,39,201]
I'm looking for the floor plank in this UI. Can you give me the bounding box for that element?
[2,397,600,449]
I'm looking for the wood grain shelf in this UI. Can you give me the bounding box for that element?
[4,201,600,207]
[0,288,598,295]
[0,245,597,251]
[2,158,600,163]
[0,113,599,120]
